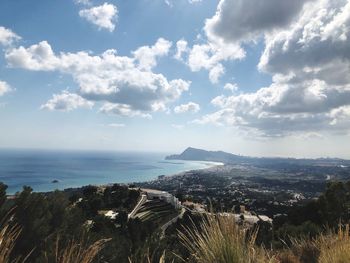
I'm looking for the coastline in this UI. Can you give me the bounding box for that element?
[134,161,227,187]
[51,161,226,197]
[3,154,224,194]
[67,161,225,193]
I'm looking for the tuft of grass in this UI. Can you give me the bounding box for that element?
[47,236,110,263]
[282,224,350,263]
[0,220,22,263]
[178,213,276,263]
[315,224,350,263]
[0,209,32,263]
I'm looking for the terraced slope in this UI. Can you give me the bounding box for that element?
[134,199,179,225]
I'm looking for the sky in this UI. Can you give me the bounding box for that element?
[0,0,350,158]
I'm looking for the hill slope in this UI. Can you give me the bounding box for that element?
[165,147,247,163]
[165,147,350,166]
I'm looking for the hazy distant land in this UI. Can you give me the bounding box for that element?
[137,147,350,217]
[166,147,350,167]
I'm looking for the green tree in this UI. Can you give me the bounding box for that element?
[0,182,7,209]
[13,186,52,260]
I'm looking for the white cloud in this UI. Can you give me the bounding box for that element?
[75,0,91,5]
[329,105,350,126]
[195,77,350,136]
[108,123,125,128]
[182,0,311,83]
[0,26,20,46]
[258,0,350,80]
[0,81,11,96]
[164,0,173,7]
[6,41,59,71]
[6,39,190,116]
[79,3,117,32]
[174,39,188,61]
[41,91,94,111]
[224,82,238,92]
[210,95,226,107]
[99,103,152,118]
[192,110,226,126]
[208,64,225,84]
[295,132,324,140]
[174,102,200,114]
[187,41,244,83]
[133,38,172,71]
[193,0,350,137]
[205,0,311,44]
[165,0,201,7]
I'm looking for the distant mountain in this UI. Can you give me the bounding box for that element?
[165,147,350,166]
[165,147,247,163]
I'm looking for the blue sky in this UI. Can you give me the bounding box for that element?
[0,0,350,158]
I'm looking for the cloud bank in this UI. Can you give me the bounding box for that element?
[40,91,94,111]
[178,0,314,83]
[174,102,200,114]
[205,0,312,43]
[194,0,350,137]
[6,38,190,117]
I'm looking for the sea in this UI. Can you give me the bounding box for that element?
[0,149,218,194]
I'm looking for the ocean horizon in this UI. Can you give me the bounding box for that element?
[0,148,218,194]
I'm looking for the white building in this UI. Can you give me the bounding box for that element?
[142,189,182,209]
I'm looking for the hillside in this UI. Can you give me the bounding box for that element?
[165,147,246,163]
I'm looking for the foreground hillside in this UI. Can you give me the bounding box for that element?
[1,179,350,262]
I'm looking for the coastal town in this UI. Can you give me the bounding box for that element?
[135,163,330,218]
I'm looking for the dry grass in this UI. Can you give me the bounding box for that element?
[178,213,276,263]
[0,209,33,263]
[316,224,350,263]
[48,236,111,263]
[0,219,22,263]
[276,251,300,263]
[277,224,350,263]
[178,216,350,263]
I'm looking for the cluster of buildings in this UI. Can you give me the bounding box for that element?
[142,188,182,209]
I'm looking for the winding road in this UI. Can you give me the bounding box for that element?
[160,207,186,237]
[128,194,147,219]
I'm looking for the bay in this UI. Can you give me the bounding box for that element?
[0,149,217,194]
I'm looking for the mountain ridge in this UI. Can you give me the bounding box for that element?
[165,147,350,165]
[165,147,244,163]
